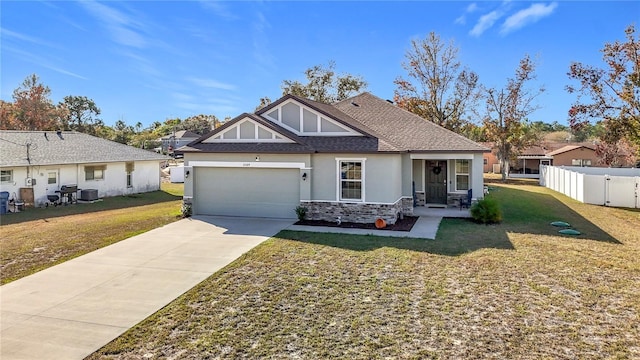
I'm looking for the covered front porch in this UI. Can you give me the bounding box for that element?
[409,153,485,209]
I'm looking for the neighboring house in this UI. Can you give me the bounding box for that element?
[510,143,597,178]
[546,145,597,167]
[479,142,500,173]
[0,130,168,207]
[160,130,200,153]
[180,92,489,224]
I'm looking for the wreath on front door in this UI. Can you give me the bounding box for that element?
[433,166,442,175]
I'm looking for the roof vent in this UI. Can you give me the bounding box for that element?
[386,99,394,104]
[350,101,359,107]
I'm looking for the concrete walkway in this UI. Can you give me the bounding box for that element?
[286,208,471,239]
[0,216,293,360]
[287,216,444,239]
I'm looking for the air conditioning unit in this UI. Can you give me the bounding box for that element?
[80,189,98,201]
[25,178,35,186]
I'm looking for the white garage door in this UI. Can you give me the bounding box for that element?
[194,167,300,219]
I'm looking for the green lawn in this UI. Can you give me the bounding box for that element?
[89,181,640,359]
[0,183,183,284]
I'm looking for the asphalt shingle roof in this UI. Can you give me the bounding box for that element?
[333,93,488,153]
[185,92,488,154]
[1,131,169,167]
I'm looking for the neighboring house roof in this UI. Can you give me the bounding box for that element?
[546,144,595,156]
[183,92,489,154]
[520,145,550,157]
[161,130,200,140]
[1,130,169,167]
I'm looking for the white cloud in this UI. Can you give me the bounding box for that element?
[78,1,147,48]
[187,77,237,91]
[470,10,503,36]
[3,45,87,80]
[198,0,237,20]
[500,2,558,35]
[1,28,59,48]
[252,11,275,73]
[454,3,478,25]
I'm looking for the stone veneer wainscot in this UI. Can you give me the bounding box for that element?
[302,197,414,225]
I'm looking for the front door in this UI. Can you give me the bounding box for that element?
[426,160,447,204]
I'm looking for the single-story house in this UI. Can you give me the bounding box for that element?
[546,145,598,167]
[511,143,597,178]
[160,130,200,153]
[0,130,169,207]
[180,92,489,224]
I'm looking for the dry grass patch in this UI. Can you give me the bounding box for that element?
[89,182,640,359]
[0,184,183,284]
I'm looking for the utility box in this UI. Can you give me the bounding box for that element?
[80,189,98,201]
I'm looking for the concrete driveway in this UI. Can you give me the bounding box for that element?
[0,216,293,360]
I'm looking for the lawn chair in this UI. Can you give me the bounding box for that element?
[460,189,472,210]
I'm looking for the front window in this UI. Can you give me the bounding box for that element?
[339,160,363,201]
[455,159,470,191]
[85,165,105,181]
[1,170,12,183]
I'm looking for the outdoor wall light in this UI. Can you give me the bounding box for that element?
[255,156,260,162]
[185,170,190,178]
[302,172,307,181]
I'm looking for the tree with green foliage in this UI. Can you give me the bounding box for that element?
[567,24,639,155]
[394,32,481,132]
[282,61,367,103]
[59,95,103,135]
[182,114,220,134]
[483,55,545,181]
[255,96,272,111]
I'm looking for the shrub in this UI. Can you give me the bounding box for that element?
[470,198,502,224]
[294,206,308,221]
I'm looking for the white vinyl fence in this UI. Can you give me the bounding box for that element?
[540,165,640,208]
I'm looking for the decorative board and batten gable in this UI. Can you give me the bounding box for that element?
[261,99,362,136]
[203,116,294,143]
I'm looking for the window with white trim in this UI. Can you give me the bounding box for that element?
[339,160,363,201]
[85,165,105,181]
[1,170,12,183]
[572,159,592,167]
[455,159,470,191]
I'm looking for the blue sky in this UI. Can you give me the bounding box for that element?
[1,1,638,128]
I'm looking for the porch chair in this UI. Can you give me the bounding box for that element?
[460,189,472,210]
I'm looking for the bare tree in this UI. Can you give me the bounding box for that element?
[483,55,545,181]
[394,32,481,132]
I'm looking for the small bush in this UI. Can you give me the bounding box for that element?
[470,198,502,224]
[294,206,307,221]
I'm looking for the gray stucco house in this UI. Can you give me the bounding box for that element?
[180,92,489,224]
